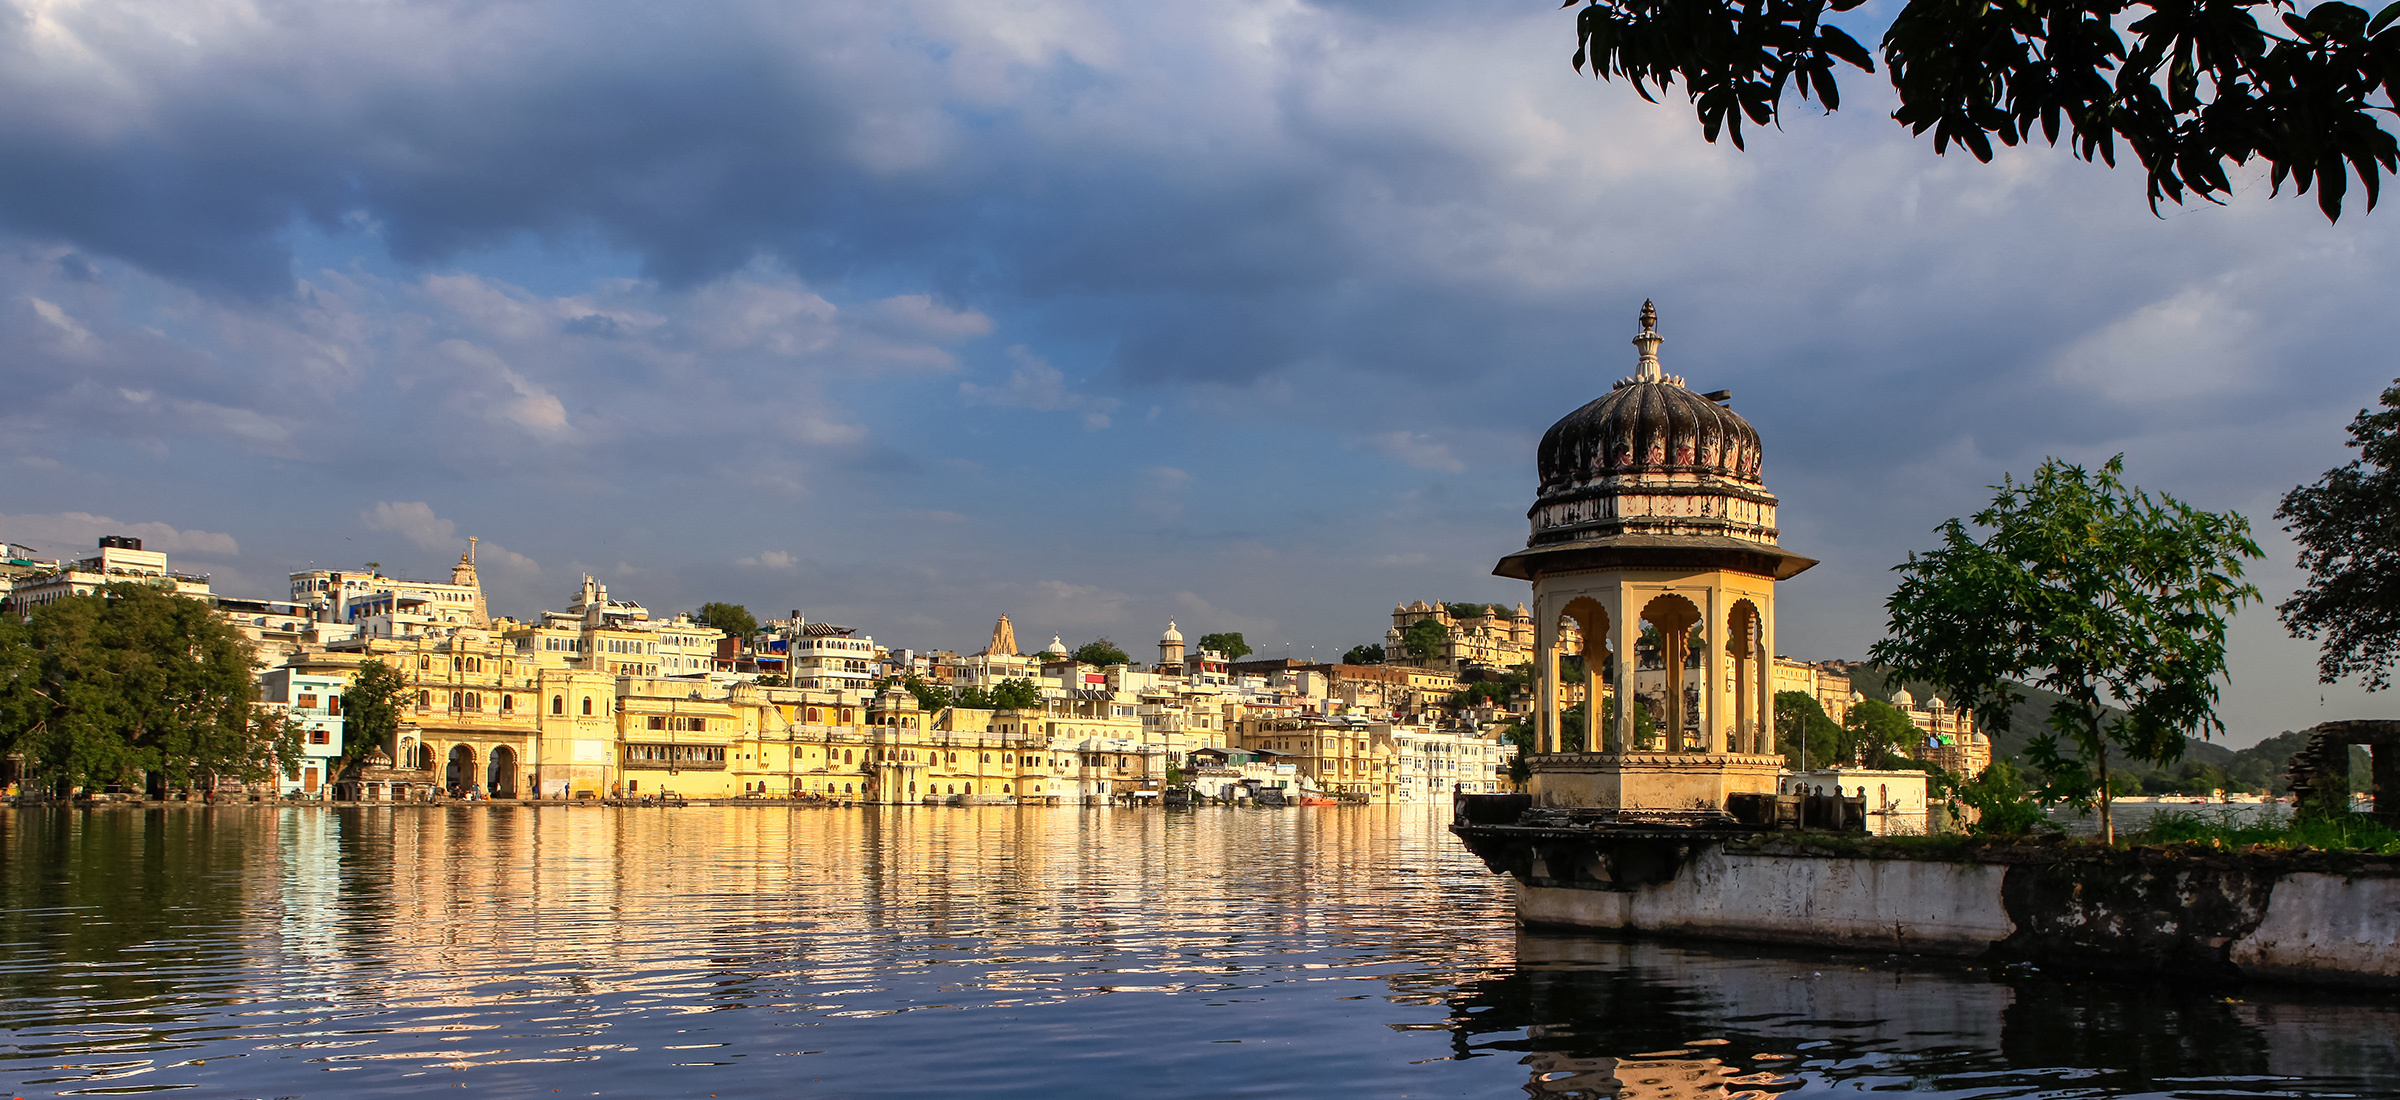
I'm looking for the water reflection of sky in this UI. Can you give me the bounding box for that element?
[0,806,2394,1099]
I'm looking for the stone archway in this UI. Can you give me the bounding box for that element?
[487,745,519,799]
[1558,597,1612,753]
[1637,594,1702,752]
[1728,599,1766,756]
[446,744,477,796]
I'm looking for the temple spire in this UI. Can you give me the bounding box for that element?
[1632,299,1664,382]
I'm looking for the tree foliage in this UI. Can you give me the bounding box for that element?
[0,585,299,791]
[1773,689,1844,769]
[1843,697,1921,768]
[1564,0,2400,220]
[2278,378,2400,690]
[1869,455,2261,842]
[1072,638,1129,668]
[692,602,758,643]
[1343,643,1386,665]
[989,677,1044,710]
[341,659,409,768]
[1198,632,1253,661]
[1401,617,1449,660]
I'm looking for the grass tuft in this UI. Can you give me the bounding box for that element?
[2125,810,2400,854]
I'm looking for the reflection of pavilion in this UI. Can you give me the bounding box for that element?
[1493,304,1815,822]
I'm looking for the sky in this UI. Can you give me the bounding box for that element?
[0,0,2392,747]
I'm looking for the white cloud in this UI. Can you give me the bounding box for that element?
[960,346,1119,429]
[1020,579,1130,630]
[1369,430,1465,473]
[738,550,798,569]
[360,501,456,551]
[2051,284,2260,404]
[0,511,238,558]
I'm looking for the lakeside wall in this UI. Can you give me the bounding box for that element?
[1458,827,2400,988]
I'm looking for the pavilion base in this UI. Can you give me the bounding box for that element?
[1525,752,1782,821]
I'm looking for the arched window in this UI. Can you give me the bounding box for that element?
[418,655,430,671]
[453,656,463,673]
[464,692,480,711]
[1003,783,1012,794]
[844,783,853,793]
[467,657,481,673]
[807,707,821,723]
[551,695,564,715]
[844,749,854,764]
[964,783,973,794]
[501,695,514,712]
[947,752,957,763]
[648,716,665,730]
[417,689,430,708]
[582,696,593,716]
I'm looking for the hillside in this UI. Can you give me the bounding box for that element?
[1835,663,2240,781]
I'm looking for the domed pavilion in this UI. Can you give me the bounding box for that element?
[1493,302,1816,818]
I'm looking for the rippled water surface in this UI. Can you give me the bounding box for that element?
[2,806,2397,1099]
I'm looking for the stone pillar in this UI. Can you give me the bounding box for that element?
[1609,589,1640,753]
[1583,642,1606,754]
[1702,586,1724,754]
[1535,615,1558,756]
[1758,605,1778,757]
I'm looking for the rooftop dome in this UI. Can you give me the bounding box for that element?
[1161,619,1183,643]
[1522,302,1780,549]
[1042,635,1070,657]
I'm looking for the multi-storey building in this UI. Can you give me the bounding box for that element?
[6,535,212,614]
[1235,716,1398,802]
[291,542,490,635]
[259,666,347,797]
[1387,723,1507,800]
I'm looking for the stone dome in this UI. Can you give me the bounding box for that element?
[1161,619,1183,643]
[1537,377,1762,491]
[1521,302,1781,550]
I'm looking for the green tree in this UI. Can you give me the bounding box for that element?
[1401,617,1449,660]
[1952,759,2049,836]
[989,678,1043,710]
[1843,697,1921,768]
[0,585,300,792]
[1444,602,1491,621]
[2278,378,2400,691]
[341,659,409,768]
[692,602,758,644]
[1563,0,2400,220]
[898,674,953,713]
[1774,689,1844,770]
[1343,643,1386,665]
[955,685,996,710]
[1198,632,1252,661]
[1869,455,2262,843]
[1073,638,1129,667]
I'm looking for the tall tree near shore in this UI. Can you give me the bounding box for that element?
[0,584,299,791]
[1562,0,2400,220]
[2278,378,2400,691]
[341,659,409,768]
[1869,456,2261,843]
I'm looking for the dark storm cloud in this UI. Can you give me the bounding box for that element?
[0,0,2393,735]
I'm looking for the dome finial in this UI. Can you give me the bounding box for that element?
[1631,299,1665,382]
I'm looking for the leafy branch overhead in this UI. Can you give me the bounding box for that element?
[1566,0,2400,219]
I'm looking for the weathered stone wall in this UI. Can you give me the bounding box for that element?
[1504,839,2400,988]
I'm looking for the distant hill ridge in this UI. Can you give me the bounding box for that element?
[1821,662,2324,789]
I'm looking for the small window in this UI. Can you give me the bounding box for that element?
[418,656,431,671]
[327,695,341,715]
[551,695,564,715]
[417,689,431,707]
[309,729,330,745]
[583,696,593,716]
[501,695,513,712]
[296,693,318,709]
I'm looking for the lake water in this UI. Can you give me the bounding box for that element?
[2,805,2396,1099]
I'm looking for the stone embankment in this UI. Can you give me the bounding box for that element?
[1453,823,2400,988]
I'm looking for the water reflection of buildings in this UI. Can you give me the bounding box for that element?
[1436,933,2400,1098]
